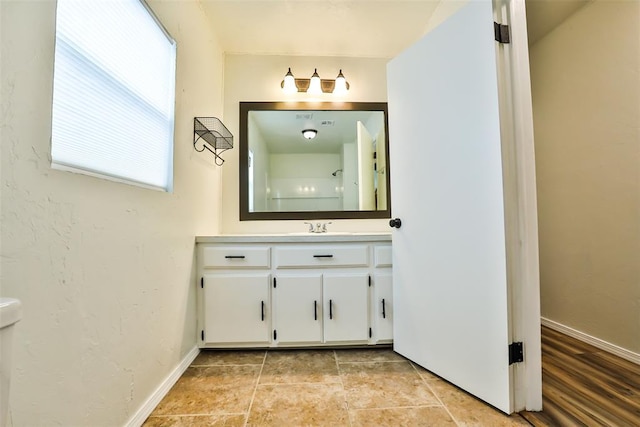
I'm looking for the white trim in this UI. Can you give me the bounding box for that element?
[493,0,542,413]
[541,317,640,365]
[125,346,200,427]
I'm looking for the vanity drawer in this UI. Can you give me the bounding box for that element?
[374,245,393,267]
[201,246,271,269]
[274,245,369,268]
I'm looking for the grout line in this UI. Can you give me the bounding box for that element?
[409,361,462,427]
[243,350,268,426]
[350,403,448,411]
[334,349,353,427]
[256,380,343,386]
[190,363,264,367]
[146,412,246,418]
[336,359,407,365]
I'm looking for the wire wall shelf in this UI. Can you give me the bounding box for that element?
[193,117,233,165]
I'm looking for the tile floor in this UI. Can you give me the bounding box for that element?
[143,348,531,426]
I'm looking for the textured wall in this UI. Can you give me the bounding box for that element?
[530,0,640,353]
[0,0,223,424]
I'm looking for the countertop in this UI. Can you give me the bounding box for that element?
[196,233,392,244]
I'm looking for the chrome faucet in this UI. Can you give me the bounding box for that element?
[303,221,332,233]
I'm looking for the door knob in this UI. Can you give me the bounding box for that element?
[389,218,402,228]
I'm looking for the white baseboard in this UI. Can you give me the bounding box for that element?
[125,345,200,427]
[541,317,639,365]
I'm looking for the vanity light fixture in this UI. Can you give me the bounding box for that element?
[280,68,350,95]
[302,129,318,140]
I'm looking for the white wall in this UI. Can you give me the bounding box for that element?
[268,153,342,211]
[0,0,223,424]
[222,54,390,234]
[529,0,640,353]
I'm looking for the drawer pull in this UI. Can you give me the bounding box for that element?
[314,300,317,321]
[224,255,246,259]
[313,254,334,258]
[261,301,265,321]
[329,299,333,319]
[382,298,386,319]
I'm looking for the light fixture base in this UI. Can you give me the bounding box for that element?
[280,69,350,94]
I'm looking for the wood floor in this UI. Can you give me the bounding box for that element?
[520,326,640,426]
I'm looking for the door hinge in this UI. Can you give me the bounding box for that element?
[200,277,204,288]
[273,277,277,288]
[201,330,205,341]
[509,342,524,364]
[494,22,510,44]
[368,275,371,287]
[273,330,277,340]
[369,327,372,338]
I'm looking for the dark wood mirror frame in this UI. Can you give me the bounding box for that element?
[239,101,391,221]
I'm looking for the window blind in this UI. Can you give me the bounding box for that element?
[51,0,176,191]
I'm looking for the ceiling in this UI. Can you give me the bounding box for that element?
[250,109,385,154]
[200,0,590,58]
[205,1,590,154]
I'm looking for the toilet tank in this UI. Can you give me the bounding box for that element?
[0,298,22,427]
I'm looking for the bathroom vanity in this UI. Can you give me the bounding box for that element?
[196,234,392,348]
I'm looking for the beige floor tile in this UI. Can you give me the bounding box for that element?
[151,366,260,415]
[339,361,439,409]
[259,349,340,384]
[143,414,246,427]
[335,348,406,363]
[415,366,529,427]
[179,365,261,388]
[151,386,255,416]
[350,407,456,426]
[247,383,349,426]
[192,350,266,366]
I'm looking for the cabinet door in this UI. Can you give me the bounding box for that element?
[273,274,322,344]
[203,273,270,344]
[323,273,369,343]
[374,272,393,342]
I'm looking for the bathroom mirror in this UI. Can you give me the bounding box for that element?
[240,102,391,220]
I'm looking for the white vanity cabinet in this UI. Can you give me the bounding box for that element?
[272,274,323,344]
[273,244,371,345]
[196,234,392,349]
[373,245,394,343]
[321,273,370,343]
[202,273,271,344]
[198,244,272,346]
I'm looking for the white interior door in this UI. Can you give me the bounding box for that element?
[375,126,388,210]
[356,121,375,210]
[388,1,514,413]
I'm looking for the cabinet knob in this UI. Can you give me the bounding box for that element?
[389,218,402,228]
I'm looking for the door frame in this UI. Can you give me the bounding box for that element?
[493,0,542,412]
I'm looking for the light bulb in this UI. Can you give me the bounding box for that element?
[307,68,322,95]
[333,69,348,96]
[282,68,297,94]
